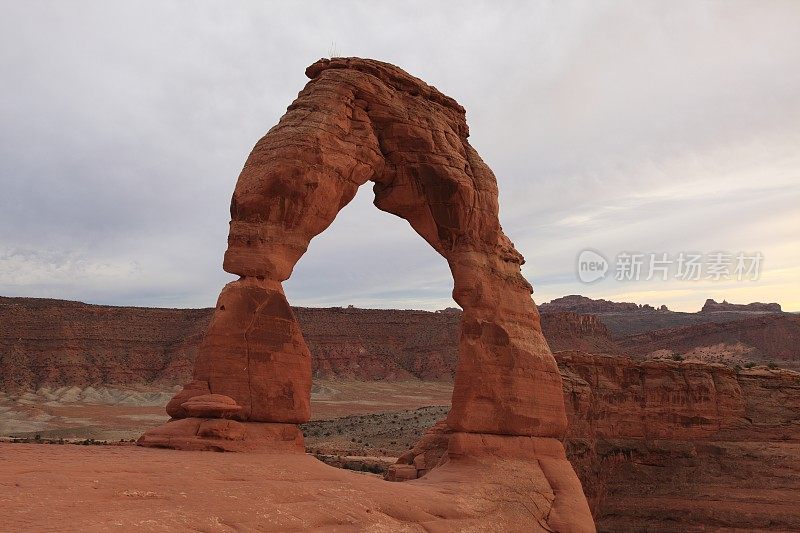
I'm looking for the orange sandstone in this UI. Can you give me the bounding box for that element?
[138,58,593,531]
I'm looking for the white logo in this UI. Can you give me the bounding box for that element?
[577,249,608,283]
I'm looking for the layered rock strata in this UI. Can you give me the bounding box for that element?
[390,351,800,531]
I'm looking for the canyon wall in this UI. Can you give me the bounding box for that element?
[0,297,208,392]
[0,297,614,391]
[620,314,800,371]
[394,352,800,531]
[560,351,800,531]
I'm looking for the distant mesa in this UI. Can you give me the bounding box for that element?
[701,298,782,313]
[539,294,666,314]
[542,295,784,316]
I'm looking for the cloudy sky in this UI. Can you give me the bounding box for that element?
[1,1,798,312]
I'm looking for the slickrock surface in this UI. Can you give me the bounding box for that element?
[0,443,585,532]
[138,57,593,530]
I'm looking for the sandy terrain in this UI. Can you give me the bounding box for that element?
[0,381,453,441]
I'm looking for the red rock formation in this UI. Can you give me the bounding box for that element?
[559,351,748,441]
[540,295,789,337]
[3,296,798,529]
[701,298,782,313]
[540,295,643,313]
[136,58,592,529]
[146,57,568,434]
[391,352,800,530]
[560,351,800,530]
[0,296,209,392]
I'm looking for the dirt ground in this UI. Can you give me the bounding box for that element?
[0,380,454,442]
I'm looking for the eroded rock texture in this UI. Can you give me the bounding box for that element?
[389,353,800,531]
[138,57,592,530]
[216,57,564,435]
[144,57,566,434]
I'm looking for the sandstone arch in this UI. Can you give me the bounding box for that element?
[139,58,593,530]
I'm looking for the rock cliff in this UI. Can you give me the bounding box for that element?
[560,351,800,531]
[0,297,207,392]
[297,307,459,380]
[0,296,622,391]
[392,352,800,531]
[541,312,619,354]
[541,295,789,337]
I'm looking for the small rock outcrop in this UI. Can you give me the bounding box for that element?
[136,58,593,530]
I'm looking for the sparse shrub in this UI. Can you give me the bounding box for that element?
[671,354,684,361]
[744,362,756,369]
[768,361,778,369]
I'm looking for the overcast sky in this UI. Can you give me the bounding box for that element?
[1,1,798,312]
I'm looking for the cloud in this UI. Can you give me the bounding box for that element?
[1,1,798,311]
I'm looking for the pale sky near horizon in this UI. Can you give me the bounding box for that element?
[1,1,798,312]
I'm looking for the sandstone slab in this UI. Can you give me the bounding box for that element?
[136,418,304,453]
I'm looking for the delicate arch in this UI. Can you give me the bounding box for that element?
[137,58,594,530]
[145,57,567,439]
